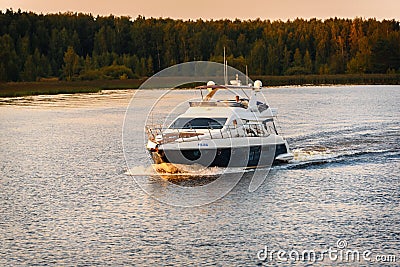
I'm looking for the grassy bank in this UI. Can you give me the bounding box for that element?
[0,79,145,97]
[1,74,399,97]
[252,73,400,86]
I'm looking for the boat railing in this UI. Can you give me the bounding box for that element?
[146,123,272,144]
[189,100,247,108]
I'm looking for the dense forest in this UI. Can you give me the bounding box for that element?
[1,9,400,82]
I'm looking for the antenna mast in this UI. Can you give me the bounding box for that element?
[223,47,227,85]
[246,65,249,85]
[225,59,228,85]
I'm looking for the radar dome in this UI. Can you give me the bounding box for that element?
[254,80,262,89]
[207,81,215,86]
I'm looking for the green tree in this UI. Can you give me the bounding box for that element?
[135,57,147,77]
[0,34,19,81]
[371,35,400,73]
[347,54,366,73]
[282,47,292,74]
[63,46,80,80]
[304,49,313,73]
[293,48,303,67]
[147,56,154,76]
[21,55,36,81]
[346,37,371,73]
[237,33,247,56]
[266,44,280,75]
[1,10,400,80]
[249,39,266,75]
[84,54,93,72]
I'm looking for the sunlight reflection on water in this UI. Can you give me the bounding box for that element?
[0,86,399,265]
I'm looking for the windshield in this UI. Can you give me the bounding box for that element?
[169,117,227,129]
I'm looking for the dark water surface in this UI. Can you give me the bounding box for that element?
[1,86,399,266]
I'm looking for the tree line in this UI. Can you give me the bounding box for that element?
[0,9,400,82]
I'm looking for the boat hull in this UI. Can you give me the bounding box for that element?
[149,143,290,168]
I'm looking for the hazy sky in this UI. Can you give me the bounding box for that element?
[1,0,400,20]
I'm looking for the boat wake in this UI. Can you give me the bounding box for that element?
[280,146,399,170]
[125,147,399,179]
[125,163,256,185]
[125,163,250,177]
[292,146,333,161]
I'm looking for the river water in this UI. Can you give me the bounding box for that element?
[0,86,399,266]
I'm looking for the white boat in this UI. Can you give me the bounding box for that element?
[145,73,294,171]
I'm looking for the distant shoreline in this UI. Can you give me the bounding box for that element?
[0,74,399,97]
[0,79,146,97]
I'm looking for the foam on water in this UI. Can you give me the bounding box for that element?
[125,163,252,177]
[292,146,334,162]
[125,146,341,177]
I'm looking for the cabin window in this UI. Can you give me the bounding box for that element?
[169,117,227,129]
[257,101,269,113]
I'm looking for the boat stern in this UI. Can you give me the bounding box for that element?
[275,141,294,162]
